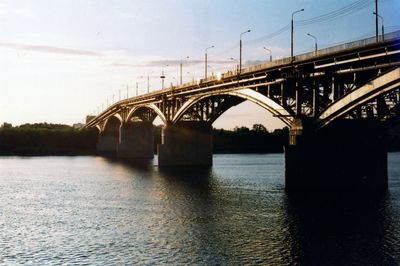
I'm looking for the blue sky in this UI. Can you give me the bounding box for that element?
[0,0,399,129]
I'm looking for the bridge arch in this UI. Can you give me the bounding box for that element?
[126,104,167,125]
[318,67,400,128]
[101,114,122,133]
[172,88,293,126]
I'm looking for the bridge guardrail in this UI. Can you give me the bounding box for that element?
[87,30,400,126]
[240,30,400,77]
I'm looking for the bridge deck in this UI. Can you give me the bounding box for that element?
[86,30,400,128]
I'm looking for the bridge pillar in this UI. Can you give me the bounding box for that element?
[117,121,154,159]
[158,121,212,166]
[97,130,119,155]
[285,119,388,193]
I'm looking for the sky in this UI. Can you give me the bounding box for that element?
[0,0,399,130]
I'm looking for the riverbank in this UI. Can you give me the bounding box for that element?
[0,123,290,156]
[2,122,400,156]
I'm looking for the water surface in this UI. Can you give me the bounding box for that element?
[0,153,399,265]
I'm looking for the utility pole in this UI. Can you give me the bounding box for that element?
[291,9,304,61]
[307,33,318,55]
[375,0,378,43]
[161,70,165,90]
[373,11,384,42]
[180,56,189,85]
[240,30,251,73]
[161,65,168,90]
[205,46,214,79]
[263,47,272,62]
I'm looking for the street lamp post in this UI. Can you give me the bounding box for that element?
[375,0,379,42]
[139,75,151,93]
[307,33,318,55]
[230,57,239,74]
[180,56,189,85]
[205,45,214,79]
[187,71,195,82]
[239,29,251,72]
[161,64,169,90]
[291,8,304,61]
[161,71,165,90]
[373,12,384,41]
[263,47,272,62]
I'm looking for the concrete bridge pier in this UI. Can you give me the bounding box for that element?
[285,119,388,193]
[117,121,154,159]
[97,130,119,156]
[158,121,213,166]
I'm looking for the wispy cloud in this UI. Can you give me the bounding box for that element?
[0,3,35,18]
[0,42,103,57]
[110,59,234,68]
[109,62,142,68]
[244,60,264,66]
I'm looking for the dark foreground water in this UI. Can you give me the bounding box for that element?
[0,153,399,265]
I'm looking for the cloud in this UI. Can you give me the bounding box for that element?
[0,3,35,18]
[0,42,103,57]
[109,62,142,68]
[243,60,264,66]
[109,59,234,68]
[115,10,136,20]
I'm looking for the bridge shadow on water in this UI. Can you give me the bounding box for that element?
[156,166,214,189]
[101,156,155,170]
[97,155,399,264]
[152,167,399,264]
[283,189,399,265]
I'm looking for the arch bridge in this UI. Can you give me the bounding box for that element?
[85,31,400,191]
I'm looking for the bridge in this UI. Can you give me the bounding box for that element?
[85,31,400,191]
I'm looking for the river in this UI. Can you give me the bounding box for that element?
[0,153,399,265]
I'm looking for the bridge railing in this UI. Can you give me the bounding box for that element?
[240,30,400,77]
[151,30,400,93]
[87,30,400,125]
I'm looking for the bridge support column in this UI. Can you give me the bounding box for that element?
[117,121,154,159]
[285,119,388,193]
[97,131,119,156]
[158,121,212,166]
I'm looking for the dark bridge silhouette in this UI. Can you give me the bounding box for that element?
[85,31,400,191]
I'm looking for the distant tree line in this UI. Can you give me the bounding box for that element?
[212,124,288,153]
[153,124,289,153]
[0,123,97,155]
[2,122,400,156]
